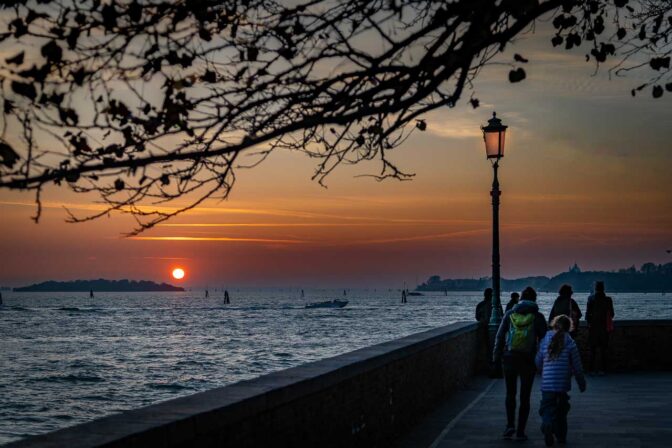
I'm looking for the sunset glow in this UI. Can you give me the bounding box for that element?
[171,268,185,280]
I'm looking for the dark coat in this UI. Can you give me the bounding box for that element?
[475,299,492,326]
[549,296,582,336]
[586,292,614,344]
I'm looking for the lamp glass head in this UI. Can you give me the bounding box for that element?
[482,112,507,159]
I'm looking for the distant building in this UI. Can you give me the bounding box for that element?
[569,263,581,274]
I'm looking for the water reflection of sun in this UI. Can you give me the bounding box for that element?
[172,268,185,280]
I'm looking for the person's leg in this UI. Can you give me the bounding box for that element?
[539,392,557,446]
[602,335,609,372]
[589,332,597,373]
[517,361,535,435]
[555,393,571,443]
[503,360,518,431]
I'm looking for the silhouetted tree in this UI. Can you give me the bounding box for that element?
[0,0,670,234]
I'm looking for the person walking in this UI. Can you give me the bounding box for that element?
[549,285,582,338]
[505,292,520,312]
[536,315,587,446]
[494,287,548,441]
[585,281,614,375]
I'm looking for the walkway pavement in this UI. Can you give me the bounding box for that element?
[400,373,672,448]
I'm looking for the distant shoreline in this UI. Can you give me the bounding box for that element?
[417,262,672,294]
[13,279,184,293]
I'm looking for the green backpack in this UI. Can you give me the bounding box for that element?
[507,313,536,353]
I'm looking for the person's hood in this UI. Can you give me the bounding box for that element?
[512,300,538,314]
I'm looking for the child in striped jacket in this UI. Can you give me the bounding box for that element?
[535,315,587,446]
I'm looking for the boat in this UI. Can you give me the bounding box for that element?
[305,299,348,309]
[407,291,424,296]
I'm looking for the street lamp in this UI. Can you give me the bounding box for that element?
[481,112,507,327]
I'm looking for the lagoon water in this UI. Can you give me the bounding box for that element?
[1,289,671,444]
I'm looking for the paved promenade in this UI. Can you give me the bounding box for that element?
[400,373,672,448]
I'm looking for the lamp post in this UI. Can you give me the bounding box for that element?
[481,112,508,328]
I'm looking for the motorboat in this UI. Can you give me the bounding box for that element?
[305,299,348,309]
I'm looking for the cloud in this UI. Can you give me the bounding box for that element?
[130,236,306,244]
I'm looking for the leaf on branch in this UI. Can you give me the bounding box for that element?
[666,83,672,93]
[513,54,528,63]
[616,28,626,40]
[652,85,663,99]
[114,179,125,191]
[6,51,24,65]
[102,4,118,31]
[416,119,427,131]
[649,57,670,71]
[11,81,37,100]
[508,68,526,83]
[0,141,20,168]
[66,28,81,50]
[202,70,217,83]
[470,98,480,109]
[41,40,63,64]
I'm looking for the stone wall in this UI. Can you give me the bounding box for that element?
[8,322,481,448]
[573,320,672,371]
[9,320,671,448]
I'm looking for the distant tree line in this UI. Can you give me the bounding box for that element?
[14,278,185,292]
[418,262,672,293]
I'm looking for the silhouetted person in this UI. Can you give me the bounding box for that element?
[475,288,493,326]
[585,281,614,375]
[89,289,94,298]
[0,292,3,305]
[444,289,448,296]
[505,292,520,312]
[401,289,407,303]
[224,290,230,304]
[549,284,582,338]
[494,287,548,441]
[205,289,209,298]
[301,289,305,298]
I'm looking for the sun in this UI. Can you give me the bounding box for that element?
[172,268,185,280]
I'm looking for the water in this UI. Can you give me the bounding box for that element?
[1,289,670,444]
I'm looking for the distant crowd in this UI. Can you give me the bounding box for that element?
[475,282,614,446]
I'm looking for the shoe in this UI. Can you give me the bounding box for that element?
[502,427,516,440]
[515,433,528,441]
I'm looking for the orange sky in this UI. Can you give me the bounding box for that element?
[1,24,671,288]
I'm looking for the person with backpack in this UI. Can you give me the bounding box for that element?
[585,281,614,375]
[536,315,587,446]
[549,284,582,338]
[493,287,548,441]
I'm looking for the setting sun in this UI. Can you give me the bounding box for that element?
[171,268,185,280]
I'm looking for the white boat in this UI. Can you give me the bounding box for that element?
[305,299,348,309]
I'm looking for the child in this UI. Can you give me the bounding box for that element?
[535,315,587,446]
